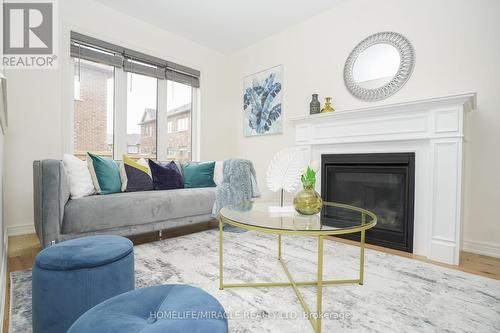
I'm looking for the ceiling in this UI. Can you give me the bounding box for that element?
[95,0,343,54]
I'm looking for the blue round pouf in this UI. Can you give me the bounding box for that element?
[32,235,134,333]
[68,284,228,333]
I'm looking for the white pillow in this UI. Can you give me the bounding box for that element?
[214,161,223,186]
[63,154,95,199]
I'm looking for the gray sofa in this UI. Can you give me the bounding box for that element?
[33,159,217,248]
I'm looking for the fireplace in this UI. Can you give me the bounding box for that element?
[321,153,415,252]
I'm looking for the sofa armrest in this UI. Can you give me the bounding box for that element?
[33,160,71,248]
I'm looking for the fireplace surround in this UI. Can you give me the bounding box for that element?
[321,153,415,252]
[291,93,475,264]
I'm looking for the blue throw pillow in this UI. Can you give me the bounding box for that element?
[148,159,184,190]
[87,152,122,195]
[182,162,216,188]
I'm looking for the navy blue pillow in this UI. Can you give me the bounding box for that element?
[148,160,184,190]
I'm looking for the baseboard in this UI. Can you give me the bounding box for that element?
[0,255,6,333]
[462,239,500,259]
[1,228,8,333]
[7,223,35,236]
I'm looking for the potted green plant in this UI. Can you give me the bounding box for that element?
[293,166,323,215]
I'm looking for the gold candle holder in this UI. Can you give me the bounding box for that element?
[321,97,335,113]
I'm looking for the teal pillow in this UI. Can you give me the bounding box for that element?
[182,162,216,188]
[87,153,122,195]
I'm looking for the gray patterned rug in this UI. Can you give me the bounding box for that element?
[9,230,500,332]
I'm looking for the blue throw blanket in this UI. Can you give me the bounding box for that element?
[212,159,260,217]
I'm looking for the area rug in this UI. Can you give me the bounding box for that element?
[9,230,500,332]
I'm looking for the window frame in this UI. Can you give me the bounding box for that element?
[64,30,200,162]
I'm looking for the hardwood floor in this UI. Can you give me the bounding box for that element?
[2,225,499,332]
[328,236,500,280]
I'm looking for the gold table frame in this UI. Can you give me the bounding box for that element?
[218,202,377,333]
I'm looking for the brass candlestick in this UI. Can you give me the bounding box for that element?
[321,97,335,113]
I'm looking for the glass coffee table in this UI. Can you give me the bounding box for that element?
[218,201,377,333]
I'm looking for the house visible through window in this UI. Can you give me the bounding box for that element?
[127,72,157,159]
[127,145,139,154]
[73,59,114,160]
[177,118,188,132]
[71,32,199,161]
[166,81,192,161]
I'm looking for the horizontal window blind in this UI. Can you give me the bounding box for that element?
[70,31,200,86]
[70,43,123,68]
[166,69,200,88]
[123,59,166,79]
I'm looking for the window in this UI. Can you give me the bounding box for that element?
[177,118,188,132]
[73,59,114,160]
[70,32,199,162]
[166,81,192,161]
[127,72,157,159]
[127,145,138,154]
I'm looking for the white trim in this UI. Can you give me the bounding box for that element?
[192,87,201,161]
[114,69,127,159]
[290,92,476,124]
[0,222,7,333]
[462,240,500,259]
[157,80,168,161]
[0,251,6,333]
[7,223,35,236]
[61,24,73,155]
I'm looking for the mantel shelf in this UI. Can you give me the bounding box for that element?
[289,92,476,124]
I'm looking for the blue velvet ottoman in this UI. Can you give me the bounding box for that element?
[68,284,228,333]
[32,235,134,333]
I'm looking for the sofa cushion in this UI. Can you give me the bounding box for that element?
[148,160,184,190]
[62,154,95,199]
[62,187,216,234]
[87,153,122,195]
[182,162,217,188]
[121,155,153,192]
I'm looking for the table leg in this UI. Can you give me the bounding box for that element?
[359,213,366,285]
[316,235,324,333]
[278,234,282,259]
[219,219,224,290]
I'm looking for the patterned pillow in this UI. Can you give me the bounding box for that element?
[121,155,153,192]
[148,159,184,190]
[87,152,122,195]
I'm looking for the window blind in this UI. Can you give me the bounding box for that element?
[70,31,200,86]
[70,43,123,68]
[123,59,166,79]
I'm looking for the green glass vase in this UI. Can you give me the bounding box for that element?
[293,185,323,215]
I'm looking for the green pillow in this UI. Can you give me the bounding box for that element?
[182,162,216,188]
[87,152,122,195]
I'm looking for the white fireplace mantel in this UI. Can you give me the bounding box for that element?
[290,93,476,265]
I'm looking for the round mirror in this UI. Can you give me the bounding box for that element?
[344,32,415,101]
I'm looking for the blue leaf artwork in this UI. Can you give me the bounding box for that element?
[243,65,283,136]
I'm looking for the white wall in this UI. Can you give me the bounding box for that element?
[4,0,234,234]
[0,2,7,329]
[225,0,500,256]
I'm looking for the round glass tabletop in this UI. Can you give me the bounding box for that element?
[219,201,377,236]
